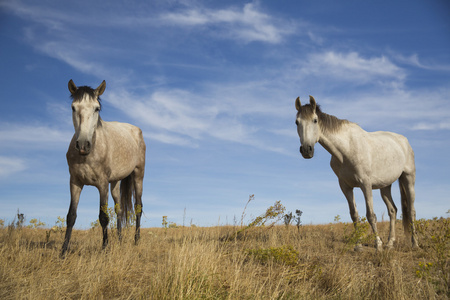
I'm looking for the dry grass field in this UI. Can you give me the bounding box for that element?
[0,215,448,299]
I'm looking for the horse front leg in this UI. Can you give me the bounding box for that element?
[361,184,383,251]
[339,179,362,250]
[61,180,83,257]
[380,185,397,249]
[339,180,359,223]
[98,184,110,249]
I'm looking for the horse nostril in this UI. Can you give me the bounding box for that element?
[86,141,91,151]
[75,141,80,150]
[308,146,313,152]
[300,146,303,154]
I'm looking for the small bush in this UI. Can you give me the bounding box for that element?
[343,217,374,250]
[246,245,299,267]
[414,217,449,296]
[27,218,46,229]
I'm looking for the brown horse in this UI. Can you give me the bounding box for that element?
[61,80,146,256]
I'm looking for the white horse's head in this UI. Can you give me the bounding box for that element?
[295,96,320,159]
[68,79,106,155]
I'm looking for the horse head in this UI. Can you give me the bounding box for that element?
[68,79,106,155]
[295,95,320,159]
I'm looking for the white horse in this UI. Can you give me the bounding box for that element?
[295,96,418,250]
[61,80,146,256]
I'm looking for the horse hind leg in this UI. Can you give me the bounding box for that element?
[399,172,419,248]
[380,185,397,249]
[110,181,122,242]
[133,168,144,244]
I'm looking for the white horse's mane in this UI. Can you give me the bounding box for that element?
[300,103,351,134]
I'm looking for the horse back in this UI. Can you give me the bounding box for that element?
[364,130,415,187]
[102,121,146,168]
[330,127,414,189]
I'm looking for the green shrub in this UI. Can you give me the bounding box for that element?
[342,217,374,250]
[246,245,299,267]
[414,217,449,296]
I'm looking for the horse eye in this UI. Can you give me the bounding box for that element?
[295,120,299,126]
[95,107,100,112]
[71,106,75,112]
[313,119,318,124]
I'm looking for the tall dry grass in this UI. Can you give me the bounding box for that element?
[0,218,448,299]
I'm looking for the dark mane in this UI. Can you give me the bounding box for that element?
[70,86,102,110]
[300,103,350,133]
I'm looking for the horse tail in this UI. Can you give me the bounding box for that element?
[399,176,411,238]
[119,173,135,227]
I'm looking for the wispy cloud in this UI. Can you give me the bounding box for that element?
[0,156,27,177]
[393,53,450,72]
[106,85,292,154]
[412,121,450,131]
[300,51,406,84]
[158,3,295,44]
[108,89,213,140]
[0,123,71,148]
[317,86,450,134]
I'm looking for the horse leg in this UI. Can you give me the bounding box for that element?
[110,181,122,242]
[61,180,83,257]
[361,184,383,251]
[339,179,359,222]
[339,179,362,250]
[98,184,110,249]
[133,169,144,244]
[399,173,419,248]
[380,185,397,248]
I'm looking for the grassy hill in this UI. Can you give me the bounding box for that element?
[0,216,448,299]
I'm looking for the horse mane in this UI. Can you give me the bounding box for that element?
[301,103,350,134]
[70,86,102,110]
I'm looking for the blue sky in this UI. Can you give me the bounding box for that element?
[0,0,449,229]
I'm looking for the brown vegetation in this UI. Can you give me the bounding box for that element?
[0,217,448,299]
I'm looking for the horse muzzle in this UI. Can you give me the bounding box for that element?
[300,145,314,159]
[75,140,91,155]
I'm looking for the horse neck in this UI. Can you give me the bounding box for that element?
[91,117,105,146]
[317,116,354,163]
[97,116,104,129]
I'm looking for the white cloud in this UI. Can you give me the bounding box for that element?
[412,121,450,131]
[301,51,406,84]
[143,132,197,148]
[0,123,71,148]
[106,86,292,154]
[108,89,214,140]
[23,29,111,79]
[158,3,294,43]
[3,1,295,45]
[393,53,450,72]
[316,87,450,134]
[0,156,27,176]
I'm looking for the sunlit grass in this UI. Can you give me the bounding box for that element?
[0,213,448,299]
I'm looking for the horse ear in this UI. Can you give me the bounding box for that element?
[68,79,77,95]
[295,97,302,112]
[95,80,106,97]
[309,95,316,112]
